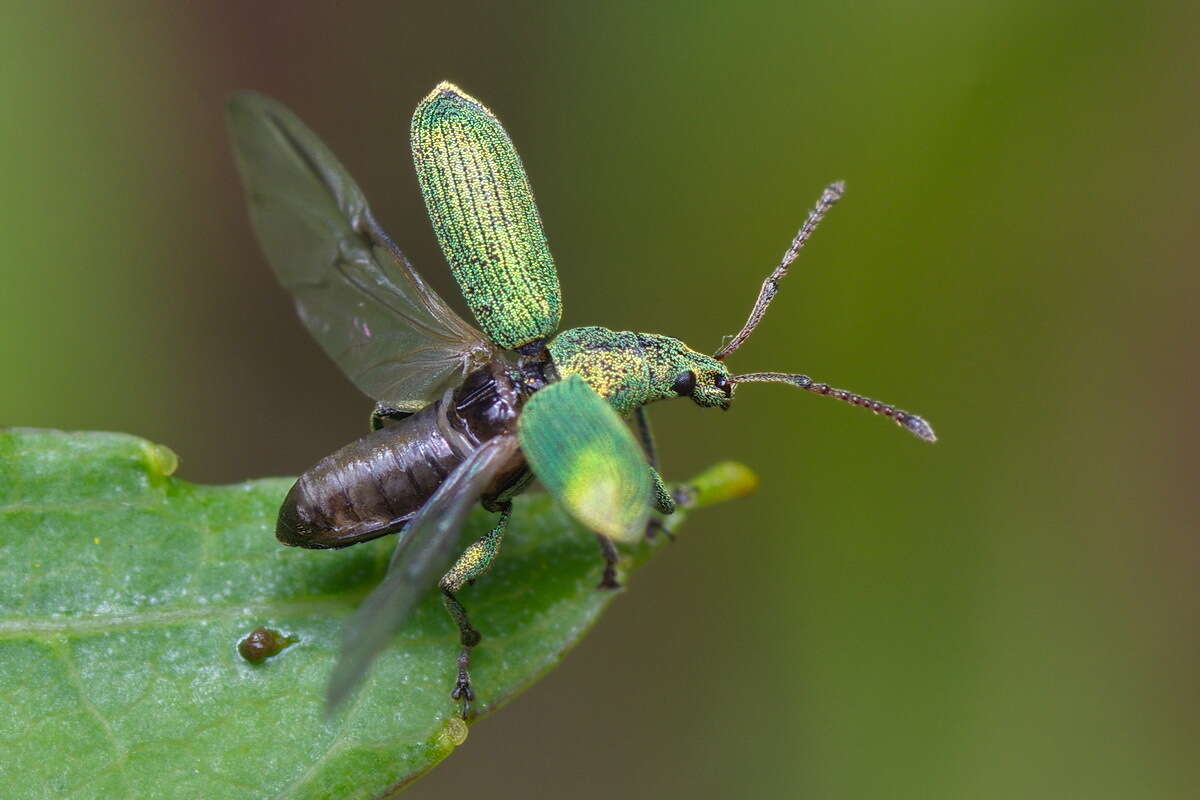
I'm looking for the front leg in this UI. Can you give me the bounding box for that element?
[633,407,659,468]
[649,466,675,515]
[645,466,678,541]
[635,407,676,539]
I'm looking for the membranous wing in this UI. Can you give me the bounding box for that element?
[227,92,495,411]
[325,434,519,709]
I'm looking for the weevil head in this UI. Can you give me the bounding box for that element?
[546,182,935,441]
[638,334,734,410]
[548,327,733,414]
[546,326,934,441]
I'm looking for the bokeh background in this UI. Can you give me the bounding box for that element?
[3,1,1197,797]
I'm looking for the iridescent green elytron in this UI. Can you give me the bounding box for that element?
[518,374,652,541]
[412,83,561,351]
[227,81,935,720]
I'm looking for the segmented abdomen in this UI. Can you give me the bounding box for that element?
[276,399,470,548]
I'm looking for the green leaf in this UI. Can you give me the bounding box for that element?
[0,429,755,798]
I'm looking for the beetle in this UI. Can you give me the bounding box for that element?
[226,82,935,717]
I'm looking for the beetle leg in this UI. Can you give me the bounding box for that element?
[595,533,621,590]
[644,467,677,542]
[649,468,675,515]
[636,408,676,540]
[369,402,412,431]
[439,503,511,718]
[633,407,659,469]
[632,409,674,514]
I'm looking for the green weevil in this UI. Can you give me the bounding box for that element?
[226,81,935,718]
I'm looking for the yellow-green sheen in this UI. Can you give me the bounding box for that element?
[517,375,651,543]
[549,326,733,414]
[411,82,561,351]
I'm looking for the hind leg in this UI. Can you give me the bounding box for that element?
[439,503,511,718]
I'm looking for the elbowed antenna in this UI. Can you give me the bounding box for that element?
[714,181,845,361]
[729,372,937,442]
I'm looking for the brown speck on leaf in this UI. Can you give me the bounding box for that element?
[238,626,294,663]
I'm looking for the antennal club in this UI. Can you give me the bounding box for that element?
[714,181,845,361]
[730,372,937,442]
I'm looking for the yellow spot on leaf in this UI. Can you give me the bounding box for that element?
[141,442,179,479]
[434,716,469,751]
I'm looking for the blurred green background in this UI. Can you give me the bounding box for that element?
[3,1,1196,797]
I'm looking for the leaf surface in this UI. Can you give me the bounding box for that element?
[0,429,754,798]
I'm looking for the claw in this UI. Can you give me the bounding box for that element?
[672,485,696,509]
[644,518,675,542]
[451,681,474,719]
[597,576,621,591]
[597,561,621,590]
[595,533,622,590]
[451,648,475,719]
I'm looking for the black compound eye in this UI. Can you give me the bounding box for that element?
[714,373,731,397]
[671,370,697,396]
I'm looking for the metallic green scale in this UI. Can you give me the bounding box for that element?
[411,83,561,351]
[549,326,733,415]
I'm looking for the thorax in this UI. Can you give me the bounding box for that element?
[547,327,666,415]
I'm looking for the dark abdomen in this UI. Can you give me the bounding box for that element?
[277,363,529,549]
